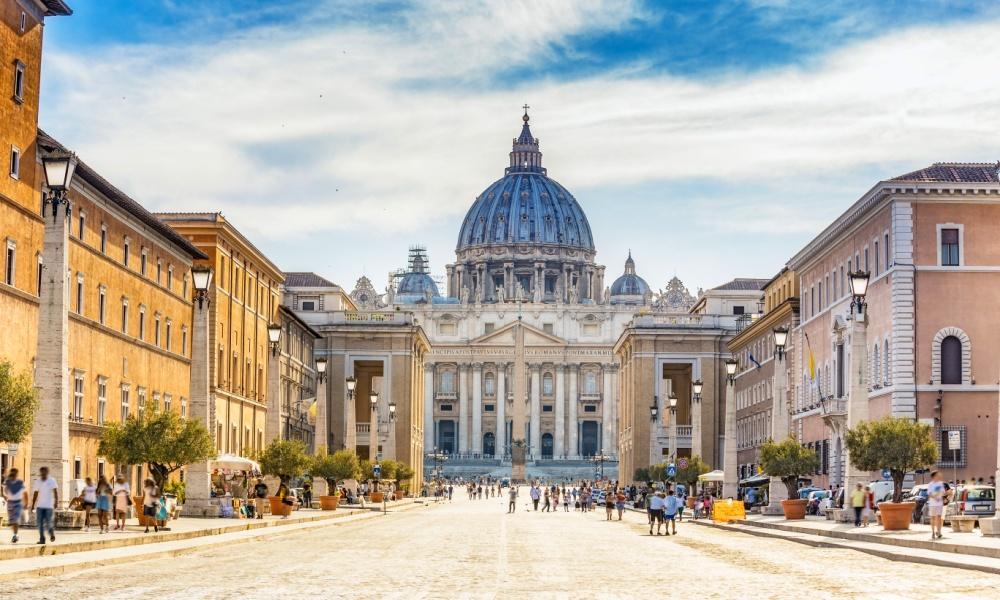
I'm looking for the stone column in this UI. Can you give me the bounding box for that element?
[184,291,218,516]
[691,387,702,462]
[601,365,614,456]
[32,196,72,503]
[265,350,282,443]
[345,361,357,453]
[554,365,566,458]
[458,364,469,453]
[530,365,541,458]
[764,350,790,515]
[609,366,618,458]
[456,265,466,303]
[723,375,738,499]
[495,363,506,458]
[568,365,579,459]
[314,375,328,451]
[423,363,434,452]
[845,307,870,495]
[472,363,483,455]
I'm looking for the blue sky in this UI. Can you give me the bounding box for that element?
[39,0,1000,294]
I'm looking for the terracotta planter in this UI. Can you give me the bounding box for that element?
[879,502,915,531]
[319,495,340,511]
[268,496,292,517]
[780,498,809,520]
[394,491,405,501]
[686,496,696,509]
[370,491,385,503]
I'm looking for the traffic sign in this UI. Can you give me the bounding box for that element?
[666,464,677,478]
[947,430,961,451]
[678,458,688,470]
[881,468,891,480]
[373,463,382,478]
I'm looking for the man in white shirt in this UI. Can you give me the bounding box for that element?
[30,467,59,545]
[649,491,666,535]
[927,470,946,540]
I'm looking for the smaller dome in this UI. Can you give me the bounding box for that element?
[394,245,442,304]
[610,252,650,304]
[398,273,440,297]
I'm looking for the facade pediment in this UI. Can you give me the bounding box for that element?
[469,320,566,347]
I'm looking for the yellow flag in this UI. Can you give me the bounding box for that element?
[805,332,816,381]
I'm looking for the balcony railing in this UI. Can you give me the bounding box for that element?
[820,397,847,417]
[356,423,371,435]
[676,425,693,438]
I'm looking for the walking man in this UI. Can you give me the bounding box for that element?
[508,485,518,513]
[3,469,27,544]
[928,470,946,540]
[850,483,865,527]
[30,466,58,545]
[649,490,665,535]
[663,489,680,535]
[530,484,541,511]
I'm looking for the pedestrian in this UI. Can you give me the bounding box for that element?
[530,485,540,511]
[30,466,59,545]
[277,482,292,519]
[676,488,686,522]
[605,490,615,521]
[703,493,713,520]
[448,485,453,501]
[80,476,97,532]
[862,485,874,527]
[142,478,159,534]
[694,495,703,520]
[112,474,130,531]
[302,478,313,508]
[95,476,112,533]
[253,478,268,519]
[543,488,551,512]
[849,483,865,527]
[3,468,27,544]
[615,489,626,520]
[649,490,665,535]
[508,485,518,513]
[663,489,681,535]
[928,470,946,540]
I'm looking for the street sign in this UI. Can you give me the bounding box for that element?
[373,463,382,478]
[666,464,677,478]
[947,430,961,451]
[678,458,688,470]
[881,468,891,480]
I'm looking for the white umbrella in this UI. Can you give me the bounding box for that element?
[211,453,260,471]
[698,470,725,483]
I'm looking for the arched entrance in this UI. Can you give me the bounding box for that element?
[483,432,496,458]
[437,420,456,454]
[541,433,554,459]
[581,421,599,457]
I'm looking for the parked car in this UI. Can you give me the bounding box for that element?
[797,486,823,500]
[904,485,929,523]
[947,485,996,518]
[806,490,830,515]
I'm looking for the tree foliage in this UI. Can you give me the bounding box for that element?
[760,438,820,499]
[310,448,360,490]
[256,439,310,485]
[845,417,938,503]
[98,407,215,490]
[0,361,38,445]
[395,463,415,490]
[378,459,400,481]
[634,467,651,483]
[358,459,374,481]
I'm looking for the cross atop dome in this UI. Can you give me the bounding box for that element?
[509,106,545,175]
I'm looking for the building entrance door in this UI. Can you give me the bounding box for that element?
[580,421,599,457]
[438,420,456,454]
[541,433,553,459]
[483,432,496,458]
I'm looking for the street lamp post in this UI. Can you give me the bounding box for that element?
[844,270,871,502]
[369,391,379,461]
[649,400,659,470]
[723,358,739,499]
[691,379,703,458]
[345,375,357,451]
[265,323,283,444]
[668,393,678,463]
[267,324,281,357]
[314,356,329,470]
[185,265,218,516]
[764,326,791,515]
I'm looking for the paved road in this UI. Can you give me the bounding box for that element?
[8,489,999,598]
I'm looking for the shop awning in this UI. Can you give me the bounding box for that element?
[698,470,725,482]
[211,453,260,471]
[739,474,770,488]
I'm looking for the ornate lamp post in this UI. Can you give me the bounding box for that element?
[41,150,78,221]
[723,358,739,498]
[844,270,871,500]
[267,324,281,357]
[345,375,357,400]
[692,380,703,404]
[314,357,329,469]
[764,326,792,515]
[316,357,327,384]
[369,391,379,461]
[184,265,217,515]
[668,393,678,462]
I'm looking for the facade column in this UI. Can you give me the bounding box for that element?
[764,351,790,515]
[554,365,566,458]
[845,307,870,496]
[369,396,378,461]
[472,363,483,455]
[458,363,469,453]
[530,364,541,458]
[423,363,434,452]
[601,365,614,456]
[265,350,282,443]
[183,289,217,516]
[345,360,357,453]
[495,362,506,458]
[609,366,618,458]
[723,374,738,499]
[314,376,328,451]
[32,196,72,503]
[568,365,579,459]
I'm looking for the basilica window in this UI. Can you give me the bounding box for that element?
[542,373,553,395]
[440,370,456,394]
[584,372,598,394]
[484,372,495,396]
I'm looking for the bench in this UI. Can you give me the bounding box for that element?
[945,515,977,533]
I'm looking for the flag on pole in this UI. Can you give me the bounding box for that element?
[749,353,762,369]
[804,332,818,388]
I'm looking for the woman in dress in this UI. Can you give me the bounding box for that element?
[95,476,112,533]
[605,489,615,521]
[112,475,131,531]
[80,477,97,532]
[615,488,627,520]
[862,485,874,527]
[142,478,159,533]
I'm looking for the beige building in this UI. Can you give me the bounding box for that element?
[790,163,1000,486]
[265,305,320,451]
[0,0,71,475]
[157,213,283,460]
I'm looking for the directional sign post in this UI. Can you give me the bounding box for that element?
[666,464,677,479]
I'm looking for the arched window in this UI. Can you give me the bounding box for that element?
[883,338,891,386]
[543,373,553,395]
[941,336,962,384]
[484,372,495,396]
[872,343,880,387]
[440,370,455,394]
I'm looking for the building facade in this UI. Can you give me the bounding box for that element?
[790,163,1000,487]
[0,0,71,476]
[157,213,284,460]
[266,305,320,452]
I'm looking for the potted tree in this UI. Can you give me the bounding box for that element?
[310,448,359,510]
[370,460,398,503]
[99,406,214,527]
[395,464,415,499]
[0,361,38,450]
[256,440,310,517]
[845,417,937,531]
[759,438,819,520]
[676,456,711,509]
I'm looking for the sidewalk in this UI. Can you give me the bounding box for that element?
[692,513,1000,575]
[0,499,431,581]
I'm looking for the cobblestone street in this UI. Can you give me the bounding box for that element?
[7,490,1000,599]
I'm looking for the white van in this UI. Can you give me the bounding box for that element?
[869,480,894,504]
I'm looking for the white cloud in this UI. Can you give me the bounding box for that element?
[39,5,1000,288]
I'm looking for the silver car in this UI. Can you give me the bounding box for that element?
[957,486,995,517]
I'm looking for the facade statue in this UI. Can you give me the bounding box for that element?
[603,286,611,305]
[533,282,542,303]
[515,282,525,302]
[568,285,579,305]
[496,285,506,303]
[424,288,434,304]
[460,285,470,304]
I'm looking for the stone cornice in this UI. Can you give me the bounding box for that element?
[728,298,799,351]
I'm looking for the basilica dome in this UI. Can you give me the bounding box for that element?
[455,112,594,253]
[609,252,650,305]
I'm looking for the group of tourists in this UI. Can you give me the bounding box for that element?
[2,467,174,544]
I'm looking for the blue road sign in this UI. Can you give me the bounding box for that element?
[373,464,382,478]
[666,464,677,478]
[881,468,891,480]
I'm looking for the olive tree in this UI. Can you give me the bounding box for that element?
[0,361,38,445]
[759,438,820,500]
[845,417,938,503]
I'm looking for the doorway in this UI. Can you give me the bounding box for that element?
[438,420,456,454]
[581,421,599,457]
[541,433,553,459]
[483,432,496,458]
